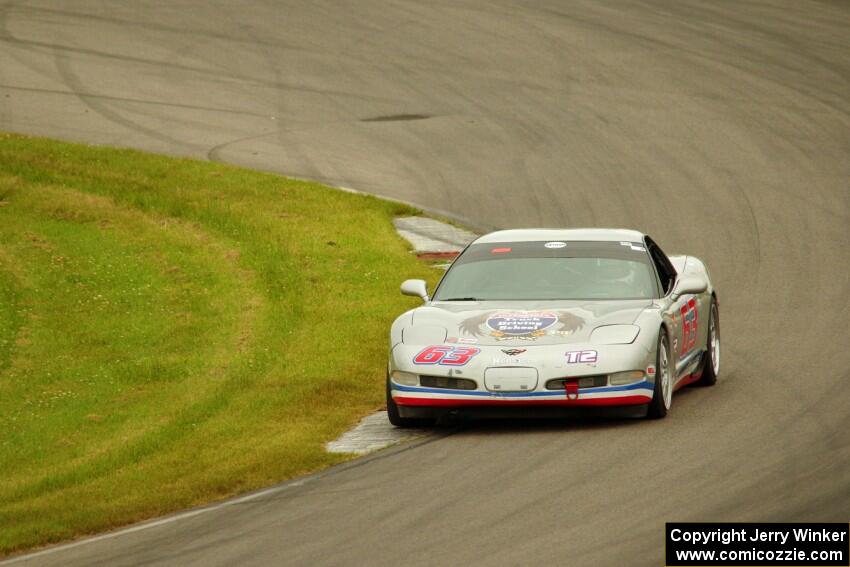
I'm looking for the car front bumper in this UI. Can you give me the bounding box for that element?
[389,340,657,418]
[391,380,653,408]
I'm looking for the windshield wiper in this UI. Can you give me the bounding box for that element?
[439,297,480,301]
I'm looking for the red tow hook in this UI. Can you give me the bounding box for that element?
[564,379,579,401]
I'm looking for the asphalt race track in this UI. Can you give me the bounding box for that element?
[2,1,849,565]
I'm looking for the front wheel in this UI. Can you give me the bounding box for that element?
[696,298,720,386]
[647,329,672,419]
[386,376,429,428]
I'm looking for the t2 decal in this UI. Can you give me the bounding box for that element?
[679,298,698,355]
[565,350,597,363]
[413,346,481,366]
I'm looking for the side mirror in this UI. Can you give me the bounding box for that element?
[401,279,429,303]
[672,275,707,298]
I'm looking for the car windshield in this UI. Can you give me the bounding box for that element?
[433,240,658,301]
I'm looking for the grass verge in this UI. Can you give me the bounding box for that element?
[0,133,441,555]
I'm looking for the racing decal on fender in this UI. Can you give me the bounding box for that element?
[413,346,480,366]
[679,298,698,355]
[565,350,597,363]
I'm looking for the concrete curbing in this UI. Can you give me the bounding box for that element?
[325,411,427,454]
[393,216,478,260]
[324,216,480,455]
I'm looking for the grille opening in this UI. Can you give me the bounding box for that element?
[419,376,477,390]
[545,375,607,390]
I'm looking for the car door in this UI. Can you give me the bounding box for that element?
[672,256,712,374]
[669,273,704,379]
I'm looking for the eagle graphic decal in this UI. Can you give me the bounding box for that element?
[459,310,585,341]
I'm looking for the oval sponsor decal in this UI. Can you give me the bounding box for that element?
[544,241,567,249]
[486,311,558,336]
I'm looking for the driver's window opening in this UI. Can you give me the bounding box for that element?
[645,237,674,294]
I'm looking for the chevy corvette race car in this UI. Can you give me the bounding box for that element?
[387,229,719,425]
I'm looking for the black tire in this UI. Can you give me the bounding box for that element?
[647,328,672,419]
[696,298,720,386]
[386,376,429,428]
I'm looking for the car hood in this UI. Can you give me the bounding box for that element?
[410,300,652,346]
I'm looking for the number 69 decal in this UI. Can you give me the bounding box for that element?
[413,346,480,366]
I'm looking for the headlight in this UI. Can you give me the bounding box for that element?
[391,370,419,386]
[609,370,644,385]
[591,324,640,345]
[402,325,447,345]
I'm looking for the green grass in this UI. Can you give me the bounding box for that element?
[0,133,441,555]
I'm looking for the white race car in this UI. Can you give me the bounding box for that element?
[387,228,719,425]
